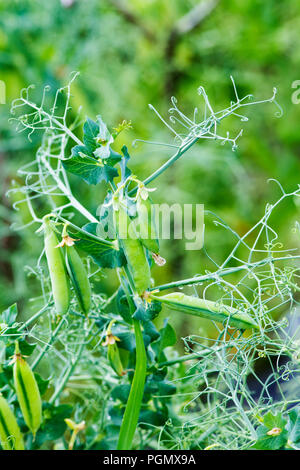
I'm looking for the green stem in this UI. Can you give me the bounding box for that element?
[117,318,147,450]
[158,352,205,367]
[19,302,53,331]
[55,215,116,248]
[129,137,198,196]
[31,318,65,370]
[151,255,300,292]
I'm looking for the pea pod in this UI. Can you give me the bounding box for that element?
[0,394,24,450]
[103,322,125,377]
[43,216,70,315]
[64,240,91,315]
[13,344,42,436]
[150,292,259,330]
[135,196,159,254]
[114,204,151,295]
[108,343,125,377]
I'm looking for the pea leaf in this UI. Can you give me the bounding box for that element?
[138,409,166,428]
[34,372,49,396]
[111,325,135,352]
[62,116,121,185]
[72,223,125,269]
[116,287,132,324]
[133,300,162,323]
[119,145,132,183]
[111,384,131,404]
[252,412,288,450]
[1,303,18,325]
[287,407,300,447]
[143,321,160,343]
[143,370,176,403]
[152,321,177,363]
[83,117,99,153]
[63,147,120,185]
[34,403,72,447]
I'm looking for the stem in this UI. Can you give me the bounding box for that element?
[56,215,116,248]
[117,318,147,450]
[151,255,300,292]
[159,352,205,367]
[129,137,198,195]
[19,302,53,331]
[42,157,98,223]
[21,99,83,146]
[31,318,65,370]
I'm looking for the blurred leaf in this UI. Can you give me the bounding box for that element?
[1,303,18,325]
[116,287,132,324]
[152,321,177,363]
[138,409,166,428]
[111,384,131,404]
[34,403,72,447]
[34,371,49,396]
[286,407,300,447]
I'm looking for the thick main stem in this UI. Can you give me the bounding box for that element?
[117,318,147,450]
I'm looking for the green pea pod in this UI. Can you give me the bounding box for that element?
[150,292,259,330]
[115,204,151,295]
[43,217,70,315]
[108,343,125,377]
[13,345,42,437]
[0,394,25,450]
[65,244,91,315]
[136,196,159,254]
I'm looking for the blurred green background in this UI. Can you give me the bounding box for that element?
[0,0,300,330]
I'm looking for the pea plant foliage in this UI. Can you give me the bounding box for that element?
[1,73,300,450]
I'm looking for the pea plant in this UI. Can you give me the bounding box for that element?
[1,73,300,450]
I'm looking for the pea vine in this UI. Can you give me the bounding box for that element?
[1,74,299,450]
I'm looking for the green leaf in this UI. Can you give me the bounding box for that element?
[133,300,161,323]
[1,303,18,325]
[143,321,160,343]
[18,339,36,357]
[34,371,49,396]
[63,116,121,185]
[93,115,114,160]
[152,321,177,363]
[287,407,300,446]
[4,338,36,357]
[72,223,125,269]
[63,148,119,185]
[119,145,132,183]
[143,370,176,403]
[112,325,135,352]
[252,412,288,450]
[109,405,124,427]
[138,409,166,428]
[83,117,99,153]
[116,287,132,324]
[34,403,72,447]
[111,384,131,404]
